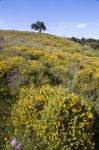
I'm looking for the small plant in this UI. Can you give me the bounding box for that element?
[10,138,21,150]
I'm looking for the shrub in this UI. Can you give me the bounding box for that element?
[75,67,99,101]
[21,60,49,86]
[11,85,94,150]
[0,84,16,149]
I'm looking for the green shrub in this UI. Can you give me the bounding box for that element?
[0,84,15,149]
[21,60,49,86]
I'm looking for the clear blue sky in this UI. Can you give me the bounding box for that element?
[0,0,99,38]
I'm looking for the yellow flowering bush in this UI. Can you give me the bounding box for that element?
[76,67,99,100]
[11,85,94,150]
[15,46,30,52]
[27,49,44,60]
[0,60,9,79]
[21,60,49,86]
[0,57,24,79]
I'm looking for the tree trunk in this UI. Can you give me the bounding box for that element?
[39,28,42,34]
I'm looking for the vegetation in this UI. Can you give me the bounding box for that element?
[31,21,46,33]
[0,30,99,150]
[70,37,99,50]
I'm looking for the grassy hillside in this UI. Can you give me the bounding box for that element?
[0,30,99,150]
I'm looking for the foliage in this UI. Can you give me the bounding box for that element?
[0,30,99,149]
[70,37,99,50]
[0,84,16,149]
[31,21,46,33]
[75,66,99,100]
[11,85,94,150]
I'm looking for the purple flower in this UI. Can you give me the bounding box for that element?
[10,137,21,150]
[10,138,17,147]
[15,143,21,150]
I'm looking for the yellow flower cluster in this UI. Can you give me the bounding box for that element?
[11,85,94,149]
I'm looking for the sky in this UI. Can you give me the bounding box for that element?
[0,0,99,38]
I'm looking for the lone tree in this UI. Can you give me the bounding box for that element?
[31,21,46,33]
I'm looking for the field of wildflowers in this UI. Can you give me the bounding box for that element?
[0,30,99,149]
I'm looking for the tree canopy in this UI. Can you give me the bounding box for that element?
[31,21,46,33]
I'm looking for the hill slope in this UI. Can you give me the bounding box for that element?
[0,30,99,150]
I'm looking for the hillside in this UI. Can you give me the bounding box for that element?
[0,30,99,150]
